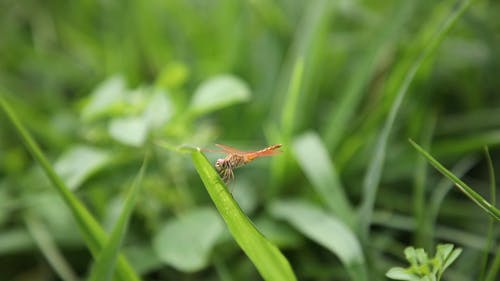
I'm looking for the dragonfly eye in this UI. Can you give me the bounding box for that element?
[215,159,223,172]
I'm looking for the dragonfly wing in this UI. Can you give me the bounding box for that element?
[245,145,282,161]
[215,144,248,155]
[246,150,281,161]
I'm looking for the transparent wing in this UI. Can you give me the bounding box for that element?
[215,144,250,155]
[246,146,282,161]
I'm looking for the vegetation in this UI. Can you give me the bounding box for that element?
[1,0,499,280]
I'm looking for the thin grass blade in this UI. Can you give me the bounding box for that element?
[358,0,475,238]
[88,158,147,281]
[409,139,500,221]
[25,216,79,281]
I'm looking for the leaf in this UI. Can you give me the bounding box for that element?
[142,89,174,129]
[190,149,297,281]
[109,117,148,147]
[405,247,418,265]
[88,159,147,281]
[153,207,224,272]
[269,199,366,280]
[409,139,500,220]
[386,267,419,281]
[188,74,251,116]
[292,131,353,225]
[55,145,110,190]
[82,75,127,121]
[438,244,462,273]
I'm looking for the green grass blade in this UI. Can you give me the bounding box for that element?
[292,132,354,225]
[409,139,500,221]
[25,216,79,281]
[88,158,147,281]
[190,149,297,281]
[270,200,366,281]
[280,57,304,140]
[358,0,474,238]
[0,94,141,281]
[485,248,500,281]
[480,147,497,281]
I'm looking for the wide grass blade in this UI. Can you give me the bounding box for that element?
[292,132,354,225]
[409,139,500,221]
[88,158,147,281]
[270,200,366,281]
[358,0,474,238]
[190,149,297,281]
[0,94,141,281]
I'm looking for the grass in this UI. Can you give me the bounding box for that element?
[1,0,499,280]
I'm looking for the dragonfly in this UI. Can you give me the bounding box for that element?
[207,144,282,184]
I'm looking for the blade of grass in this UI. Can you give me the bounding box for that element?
[409,139,500,221]
[292,131,354,226]
[480,146,497,281]
[190,149,297,281]
[269,0,331,192]
[24,215,79,281]
[269,57,304,194]
[88,158,147,281]
[432,130,500,157]
[358,0,474,238]
[0,94,141,281]
[270,199,366,281]
[485,248,500,281]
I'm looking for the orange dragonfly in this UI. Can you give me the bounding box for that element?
[207,144,282,184]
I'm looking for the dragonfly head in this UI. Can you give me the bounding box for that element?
[215,159,224,172]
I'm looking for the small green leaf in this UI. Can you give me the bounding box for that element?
[442,248,462,273]
[386,267,419,281]
[189,74,251,116]
[153,207,224,272]
[435,244,453,263]
[82,75,127,121]
[405,247,417,265]
[190,150,297,281]
[415,248,429,265]
[55,146,110,190]
[109,117,148,147]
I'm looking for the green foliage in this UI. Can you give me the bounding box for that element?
[1,0,499,280]
[386,244,462,281]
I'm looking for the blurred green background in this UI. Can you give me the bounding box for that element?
[1,0,499,280]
